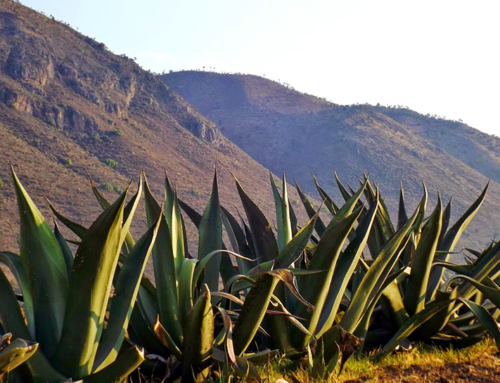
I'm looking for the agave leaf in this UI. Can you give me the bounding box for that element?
[442,184,488,253]
[213,307,236,365]
[416,287,458,339]
[427,184,488,301]
[362,176,395,241]
[310,337,325,379]
[0,252,35,339]
[194,250,254,291]
[334,171,353,203]
[373,299,452,361]
[178,259,197,322]
[82,346,144,383]
[93,213,161,371]
[165,173,185,273]
[53,189,129,379]
[313,175,338,215]
[438,199,452,247]
[129,307,169,357]
[234,356,262,383]
[316,193,379,337]
[280,175,293,247]
[354,267,408,351]
[235,177,279,262]
[295,180,326,237]
[11,168,68,358]
[270,173,285,251]
[322,325,361,376]
[143,176,183,348]
[47,199,88,238]
[296,207,363,346]
[397,182,408,231]
[458,241,500,299]
[153,317,182,359]
[341,201,420,333]
[0,337,38,376]
[198,171,223,292]
[327,179,367,228]
[178,198,202,228]
[275,211,318,269]
[53,220,74,278]
[404,197,443,316]
[446,275,500,308]
[459,298,500,349]
[232,274,280,356]
[221,207,253,274]
[0,269,65,383]
[181,285,214,377]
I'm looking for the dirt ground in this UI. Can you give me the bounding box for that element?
[345,353,500,383]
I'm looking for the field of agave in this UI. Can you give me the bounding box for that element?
[1,166,500,383]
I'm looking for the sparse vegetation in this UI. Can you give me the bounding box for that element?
[63,158,72,166]
[101,182,113,191]
[105,158,118,168]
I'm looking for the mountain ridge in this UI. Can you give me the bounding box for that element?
[0,0,301,254]
[161,70,500,250]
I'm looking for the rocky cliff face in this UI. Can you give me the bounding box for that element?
[0,0,296,253]
[0,5,223,146]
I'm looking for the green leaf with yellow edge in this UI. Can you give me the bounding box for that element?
[82,346,144,383]
[198,170,222,292]
[373,299,451,361]
[296,207,363,347]
[0,336,38,377]
[11,167,68,358]
[315,194,379,338]
[341,199,420,333]
[427,183,488,301]
[53,220,74,278]
[0,268,65,383]
[404,197,443,316]
[93,212,162,372]
[295,179,326,237]
[0,252,35,339]
[458,298,500,350]
[52,189,130,379]
[143,175,183,348]
[165,173,185,274]
[233,273,280,356]
[181,285,214,379]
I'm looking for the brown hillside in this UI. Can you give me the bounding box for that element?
[0,0,302,257]
[161,71,500,250]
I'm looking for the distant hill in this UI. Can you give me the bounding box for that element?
[161,71,500,250]
[0,0,299,254]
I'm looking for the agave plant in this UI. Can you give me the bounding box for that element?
[210,173,427,378]
[132,172,320,382]
[0,168,160,382]
[0,333,38,382]
[305,174,500,363]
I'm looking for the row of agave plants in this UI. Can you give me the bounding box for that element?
[1,166,500,382]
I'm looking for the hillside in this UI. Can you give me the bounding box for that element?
[0,0,300,255]
[161,71,500,250]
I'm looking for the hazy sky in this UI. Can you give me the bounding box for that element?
[22,0,500,136]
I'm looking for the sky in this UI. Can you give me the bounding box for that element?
[21,0,500,136]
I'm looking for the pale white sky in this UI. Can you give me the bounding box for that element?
[22,0,500,136]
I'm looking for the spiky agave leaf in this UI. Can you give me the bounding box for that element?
[11,167,68,358]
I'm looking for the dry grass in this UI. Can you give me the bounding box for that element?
[263,337,500,383]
